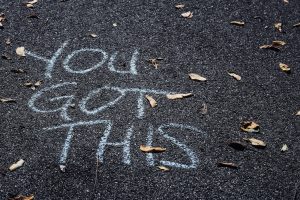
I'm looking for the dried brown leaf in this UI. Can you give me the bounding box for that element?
[145,95,157,108]
[230,20,245,26]
[293,22,300,27]
[166,93,193,100]
[279,63,290,72]
[9,159,25,171]
[274,22,282,32]
[175,4,185,9]
[241,121,260,133]
[34,80,42,86]
[0,98,16,103]
[9,194,34,200]
[217,162,238,169]
[90,33,97,38]
[140,145,166,153]
[181,11,193,18]
[158,166,170,172]
[148,58,159,69]
[281,144,288,152]
[16,47,25,57]
[228,72,241,81]
[189,73,207,81]
[272,40,286,47]
[244,138,266,148]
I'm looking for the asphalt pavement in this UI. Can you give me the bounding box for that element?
[0,0,300,199]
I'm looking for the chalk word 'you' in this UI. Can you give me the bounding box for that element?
[25,41,139,79]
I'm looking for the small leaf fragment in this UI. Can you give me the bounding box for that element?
[296,110,300,116]
[241,121,260,133]
[90,33,97,38]
[24,80,42,90]
[148,58,160,69]
[26,0,38,8]
[259,44,277,50]
[279,63,290,73]
[9,194,34,200]
[175,4,185,9]
[145,95,157,108]
[158,166,170,172]
[0,13,6,28]
[189,73,207,81]
[200,103,208,114]
[281,144,288,152]
[217,162,238,169]
[244,138,266,148]
[274,22,282,32]
[228,141,246,151]
[9,159,25,171]
[293,22,300,27]
[11,69,25,73]
[140,145,166,153]
[59,165,66,172]
[5,38,11,45]
[16,47,26,57]
[181,11,193,18]
[228,72,241,81]
[2,53,12,60]
[0,97,16,103]
[166,93,193,100]
[283,0,289,4]
[230,20,245,26]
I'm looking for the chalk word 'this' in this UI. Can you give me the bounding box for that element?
[45,120,206,169]
[28,82,175,120]
[25,41,139,79]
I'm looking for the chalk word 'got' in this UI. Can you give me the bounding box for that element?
[28,82,177,120]
[26,41,139,79]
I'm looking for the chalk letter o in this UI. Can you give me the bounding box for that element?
[63,49,108,74]
[79,86,126,115]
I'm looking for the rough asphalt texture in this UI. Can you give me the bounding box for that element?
[0,0,300,199]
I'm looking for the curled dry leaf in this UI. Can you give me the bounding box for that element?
[244,138,266,148]
[228,141,246,151]
[16,47,26,57]
[175,4,185,9]
[181,11,193,18]
[0,97,16,103]
[274,22,282,32]
[281,144,288,152]
[158,166,170,172]
[167,93,193,100]
[140,145,166,153]
[259,40,286,50]
[9,159,25,171]
[228,72,241,81]
[279,63,290,73]
[217,162,238,169]
[293,22,300,27]
[241,121,260,133]
[9,194,34,200]
[145,95,157,108]
[189,73,207,81]
[230,20,245,26]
